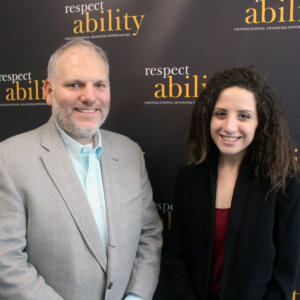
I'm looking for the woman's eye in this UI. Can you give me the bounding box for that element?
[239,113,251,120]
[214,111,226,118]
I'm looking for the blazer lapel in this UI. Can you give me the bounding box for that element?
[221,162,254,292]
[40,118,108,271]
[100,133,120,281]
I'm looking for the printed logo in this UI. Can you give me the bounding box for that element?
[234,0,300,32]
[156,202,173,231]
[293,290,300,300]
[0,72,46,106]
[64,1,145,40]
[144,65,207,105]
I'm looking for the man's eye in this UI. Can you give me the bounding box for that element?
[96,83,107,89]
[70,83,79,88]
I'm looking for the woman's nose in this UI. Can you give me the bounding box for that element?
[223,116,237,133]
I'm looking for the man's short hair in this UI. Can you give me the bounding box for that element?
[47,39,109,82]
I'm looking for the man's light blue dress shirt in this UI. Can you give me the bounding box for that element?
[57,125,143,300]
[57,126,108,252]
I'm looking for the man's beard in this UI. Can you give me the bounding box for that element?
[52,94,110,141]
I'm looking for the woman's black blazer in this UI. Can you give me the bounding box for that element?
[166,158,300,300]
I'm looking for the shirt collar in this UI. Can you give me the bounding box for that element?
[55,123,103,160]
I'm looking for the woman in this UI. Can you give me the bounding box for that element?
[166,66,300,300]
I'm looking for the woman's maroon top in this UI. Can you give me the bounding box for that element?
[209,208,230,293]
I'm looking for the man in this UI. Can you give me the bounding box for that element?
[0,39,162,300]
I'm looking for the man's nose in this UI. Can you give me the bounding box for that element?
[80,85,95,103]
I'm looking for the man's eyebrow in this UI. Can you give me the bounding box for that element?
[63,78,82,83]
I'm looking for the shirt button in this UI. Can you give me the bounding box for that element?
[107,282,113,289]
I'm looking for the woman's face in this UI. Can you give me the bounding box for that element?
[210,86,258,162]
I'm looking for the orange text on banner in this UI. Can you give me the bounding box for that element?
[5,80,46,101]
[73,10,145,36]
[246,0,300,24]
[154,75,207,99]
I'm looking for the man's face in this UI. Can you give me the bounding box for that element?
[44,45,110,144]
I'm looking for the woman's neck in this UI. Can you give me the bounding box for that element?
[218,153,244,170]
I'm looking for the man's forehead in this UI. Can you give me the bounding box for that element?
[58,45,101,63]
[55,45,108,78]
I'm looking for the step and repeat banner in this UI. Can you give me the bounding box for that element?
[0,1,299,299]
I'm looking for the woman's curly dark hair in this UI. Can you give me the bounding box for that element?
[187,66,298,192]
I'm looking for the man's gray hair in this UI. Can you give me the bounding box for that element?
[47,39,109,82]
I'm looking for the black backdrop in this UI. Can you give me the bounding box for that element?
[1,1,300,299]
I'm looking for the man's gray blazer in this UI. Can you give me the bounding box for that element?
[0,117,162,300]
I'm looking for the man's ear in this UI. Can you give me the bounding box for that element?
[44,79,54,106]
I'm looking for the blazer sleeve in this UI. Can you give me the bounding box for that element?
[165,168,198,300]
[125,150,163,300]
[265,177,300,300]
[0,159,63,300]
